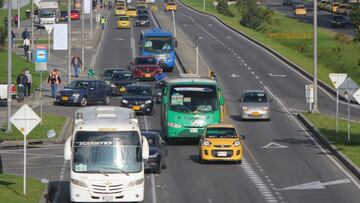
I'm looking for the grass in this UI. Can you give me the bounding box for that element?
[180,0,360,86]
[0,4,33,29]
[0,112,66,141]
[0,174,45,203]
[304,112,360,167]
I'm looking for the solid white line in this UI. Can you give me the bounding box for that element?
[150,174,157,203]
[144,116,149,131]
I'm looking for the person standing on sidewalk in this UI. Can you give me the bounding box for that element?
[14,15,19,27]
[24,69,32,97]
[48,69,61,98]
[21,28,30,40]
[108,0,112,10]
[23,38,30,58]
[100,15,106,30]
[11,30,16,48]
[16,70,28,97]
[71,55,83,77]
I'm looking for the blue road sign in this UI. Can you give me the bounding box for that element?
[35,49,47,63]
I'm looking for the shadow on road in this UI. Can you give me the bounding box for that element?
[46,180,70,203]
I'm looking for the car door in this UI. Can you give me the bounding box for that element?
[97,81,107,102]
[87,81,97,102]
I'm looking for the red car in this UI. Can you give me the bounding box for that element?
[70,10,80,20]
[129,56,162,80]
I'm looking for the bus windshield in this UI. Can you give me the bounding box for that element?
[73,131,142,174]
[144,36,172,53]
[39,10,55,18]
[169,85,218,113]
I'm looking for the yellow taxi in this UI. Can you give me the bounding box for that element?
[137,0,147,7]
[117,16,131,29]
[330,3,340,13]
[116,1,127,8]
[127,7,137,17]
[165,2,177,12]
[294,5,307,16]
[115,6,127,16]
[199,124,244,164]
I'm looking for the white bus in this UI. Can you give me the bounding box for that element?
[64,106,149,202]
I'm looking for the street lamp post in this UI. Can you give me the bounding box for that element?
[312,0,318,113]
[7,0,13,133]
[68,0,72,83]
[81,0,85,72]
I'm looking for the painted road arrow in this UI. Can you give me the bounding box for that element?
[229,73,240,78]
[268,73,286,77]
[262,142,288,149]
[280,179,351,190]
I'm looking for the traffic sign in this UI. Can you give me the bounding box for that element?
[338,77,359,101]
[10,104,41,137]
[35,49,47,63]
[305,84,314,103]
[44,24,54,34]
[329,73,347,89]
[352,89,360,104]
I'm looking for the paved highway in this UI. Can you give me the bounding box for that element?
[262,0,354,36]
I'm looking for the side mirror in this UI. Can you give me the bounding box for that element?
[162,96,168,104]
[219,96,224,105]
[64,136,72,161]
[174,39,178,48]
[142,136,149,160]
[240,135,246,139]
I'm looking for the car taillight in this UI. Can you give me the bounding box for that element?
[11,84,15,94]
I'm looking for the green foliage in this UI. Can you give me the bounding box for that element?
[0,0,4,9]
[0,26,7,48]
[349,3,360,42]
[237,0,274,29]
[216,0,234,17]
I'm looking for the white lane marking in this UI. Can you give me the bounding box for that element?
[6,164,65,170]
[92,12,110,70]
[268,73,287,77]
[226,36,232,39]
[0,151,63,158]
[262,142,288,149]
[248,67,251,70]
[207,199,213,203]
[144,116,150,131]
[151,174,157,203]
[59,160,67,181]
[251,72,255,75]
[183,24,188,26]
[208,23,212,26]
[255,76,259,80]
[280,179,351,190]
[113,38,124,40]
[229,73,240,78]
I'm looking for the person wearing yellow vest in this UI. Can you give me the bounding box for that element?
[100,16,106,30]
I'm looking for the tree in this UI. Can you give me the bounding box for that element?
[237,0,274,29]
[349,3,360,42]
[217,0,234,17]
[0,0,4,9]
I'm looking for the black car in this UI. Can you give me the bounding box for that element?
[282,0,292,6]
[56,80,111,106]
[331,15,347,28]
[60,11,68,21]
[135,14,150,27]
[137,9,149,16]
[109,71,137,96]
[100,68,125,85]
[142,131,168,173]
[121,84,155,115]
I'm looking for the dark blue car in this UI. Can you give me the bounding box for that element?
[55,80,111,106]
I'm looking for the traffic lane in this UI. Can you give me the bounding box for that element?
[174,1,360,119]
[0,144,66,181]
[263,0,354,36]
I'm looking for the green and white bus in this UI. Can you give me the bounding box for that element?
[160,76,224,142]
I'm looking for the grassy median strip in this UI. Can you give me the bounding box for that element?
[0,112,66,141]
[180,0,360,86]
[304,112,360,167]
[0,4,33,29]
[0,174,45,203]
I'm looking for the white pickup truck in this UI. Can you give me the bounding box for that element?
[0,84,15,102]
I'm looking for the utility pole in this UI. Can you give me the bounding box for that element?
[90,0,93,39]
[17,0,20,28]
[7,0,12,133]
[172,10,176,38]
[31,0,34,48]
[81,0,85,72]
[195,34,199,75]
[68,0,72,83]
[312,0,318,113]
[203,0,206,12]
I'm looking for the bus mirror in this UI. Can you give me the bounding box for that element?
[219,96,224,105]
[64,136,72,161]
[142,136,149,160]
[162,96,168,104]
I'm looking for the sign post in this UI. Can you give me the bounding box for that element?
[329,73,347,133]
[10,104,41,195]
[44,24,54,60]
[35,45,48,125]
[305,84,314,112]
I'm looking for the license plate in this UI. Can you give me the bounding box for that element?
[190,128,198,133]
[132,106,140,110]
[217,151,227,157]
[102,195,113,201]
[251,112,259,116]
[120,87,126,92]
[62,96,68,101]
[145,74,151,78]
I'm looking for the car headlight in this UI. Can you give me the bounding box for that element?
[122,99,128,104]
[233,140,242,147]
[105,80,110,85]
[242,106,248,111]
[263,106,269,111]
[71,179,87,188]
[128,178,144,187]
[149,152,159,158]
[202,140,212,146]
[168,122,181,128]
[110,83,116,88]
[145,100,152,104]
[72,93,80,97]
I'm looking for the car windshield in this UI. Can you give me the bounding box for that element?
[144,36,172,53]
[73,131,142,173]
[144,135,159,147]
[168,2,175,5]
[243,92,268,103]
[137,10,148,15]
[71,10,78,14]
[39,10,55,18]
[137,15,149,20]
[61,11,67,16]
[65,81,89,89]
[205,128,238,138]
[125,86,152,96]
[119,17,129,21]
[170,85,218,113]
[103,69,117,77]
[333,16,345,20]
[128,8,136,11]
[296,6,305,9]
[112,72,134,80]
[135,57,157,65]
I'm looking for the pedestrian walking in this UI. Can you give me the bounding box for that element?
[23,38,30,58]
[100,15,106,30]
[11,30,16,48]
[24,69,32,97]
[21,28,30,40]
[71,55,83,77]
[14,15,19,27]
[108,0,112,10]
[4,17,8,28]
[209,71,217,81]
[48,69,61,98]
[16,70,28,97]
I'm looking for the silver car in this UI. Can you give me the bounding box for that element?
[240,90,271,120]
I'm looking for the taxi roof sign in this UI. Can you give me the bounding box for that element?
[329,73,347,89]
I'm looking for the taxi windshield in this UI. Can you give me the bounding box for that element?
[205,128,238,138]
[119,17,129,21]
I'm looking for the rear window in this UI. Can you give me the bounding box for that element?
[112,72,134,80]
[135,57,157,65]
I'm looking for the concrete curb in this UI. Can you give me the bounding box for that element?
[177,0,359,104]
[297,113,360,180]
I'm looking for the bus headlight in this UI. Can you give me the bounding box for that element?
[233,140,242,147]
[71,179,87,188]
[128,178,144,187]
[145,100,152,104]
[168,122,181,128]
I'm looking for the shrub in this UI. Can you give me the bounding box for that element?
[349,3,360,42]
[237,0,274,29]
[217,0,234,17]
[0,27,7,49]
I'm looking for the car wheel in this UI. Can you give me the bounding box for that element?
[103,95,111,105]
[80,97,88,106]
[199,155,205,164]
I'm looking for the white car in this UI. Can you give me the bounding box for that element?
[239,90,271,120]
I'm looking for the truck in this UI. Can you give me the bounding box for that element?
[0,84,15,103]
[35,0,59,28]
